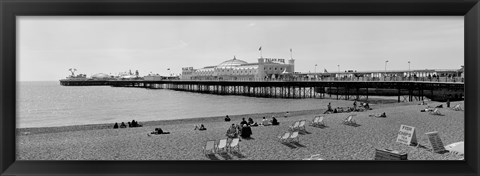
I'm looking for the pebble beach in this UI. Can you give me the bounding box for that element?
[16,100,464,160]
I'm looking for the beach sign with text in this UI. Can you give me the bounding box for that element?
[396,125,418,146]
[425,131,446,153]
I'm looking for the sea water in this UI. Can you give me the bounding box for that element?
[17,81,329,128]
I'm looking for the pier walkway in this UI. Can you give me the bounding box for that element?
[59,79,464,102]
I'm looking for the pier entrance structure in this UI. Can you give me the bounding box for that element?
[181,56,295,81]
[59,80,464,102]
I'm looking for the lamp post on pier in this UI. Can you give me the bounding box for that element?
[384,60,389,81]
[408,61,411,79]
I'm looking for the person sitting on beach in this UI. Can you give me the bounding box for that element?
[271,117,280,125]
[261,117,271,126]
[247,118,258,126]
[225,115,231,122]
[226,124,238,138]
[199,124,207,131]
[333,108,338,113]
[120,122,127,128]
[327,102,333,112]
[128,122,132,128]
[284,112,289,118]
[240,124,252,138]
[364,102,371,110]
[113,122,119,129]
[240,118,248,126]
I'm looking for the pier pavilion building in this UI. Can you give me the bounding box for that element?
[181,56,295,80]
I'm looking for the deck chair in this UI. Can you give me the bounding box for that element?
[298,120,306,132]
[289,121,300,131]
[216,139,228,153]
[288,131,300,143]
[316,116,325,127]
[310,116,319,126]
[277,132,291,143]
[228,138,240,153]
[203,140,216,156]
[452,104,463,111]
[342,115,356,125]
[430,108,444,116]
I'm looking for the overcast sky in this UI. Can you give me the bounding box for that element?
[17,16,463,81]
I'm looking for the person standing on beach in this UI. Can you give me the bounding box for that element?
[353,100,357,111]
[327,102,333,112]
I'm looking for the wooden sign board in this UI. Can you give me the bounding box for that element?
[374,149,408,160]
[396,125,418,146]
[425,131,446,153]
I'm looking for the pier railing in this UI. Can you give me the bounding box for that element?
[178,77,464,83]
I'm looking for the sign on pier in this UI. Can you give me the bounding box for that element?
[396,125,418,146]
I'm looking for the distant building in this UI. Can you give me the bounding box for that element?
[182,56,295,80]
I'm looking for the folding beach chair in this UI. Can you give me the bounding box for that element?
[289,121,300,131]
[203,140,216,156]
[452,104,463,111]
[228,138,240,153]
[430,108,444,116]
[342,115,356,125]
[298,120,306,132]
[316,116,325,127]
[288,131,300,143]
[216,139,228,154]
[310,116,319,126]
[277,132,291,143]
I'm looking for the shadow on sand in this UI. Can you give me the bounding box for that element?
[344,123,362,127]
[205,154,221,160]
[281,142,298,149]
[291,141,306,148]
[230,151,246,158]
[218,152,234,160]
[299,131,311,135]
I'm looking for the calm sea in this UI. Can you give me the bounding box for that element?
[17,81,329,128]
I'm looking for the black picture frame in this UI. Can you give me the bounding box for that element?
[1,0,479,175]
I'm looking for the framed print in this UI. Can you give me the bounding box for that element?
[1,0,479,176]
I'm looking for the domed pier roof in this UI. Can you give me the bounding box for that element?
[217,56,248,68]
[91,73,110,79]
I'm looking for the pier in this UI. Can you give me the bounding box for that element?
[59,79,464,102]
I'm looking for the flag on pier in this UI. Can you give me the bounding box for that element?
[324,69,328,73]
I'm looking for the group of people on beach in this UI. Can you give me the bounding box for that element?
[148,127,170,136]
[224,115,280,139]
[324,101,371,114]
[225,114,283,126]
[113,120,142,129]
